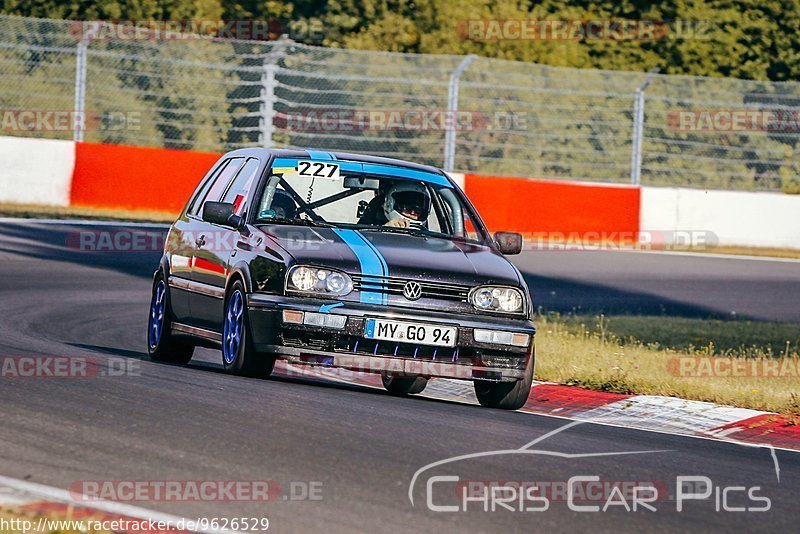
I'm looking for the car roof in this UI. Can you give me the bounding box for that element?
[222,148,445,176]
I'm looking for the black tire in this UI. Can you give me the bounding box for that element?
[381,373,428,396]
[147,272,194,364]
[221,280,275,378]
[474,345,535,410]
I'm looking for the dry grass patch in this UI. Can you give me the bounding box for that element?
[534,314,800,415]
[0,202,175,223]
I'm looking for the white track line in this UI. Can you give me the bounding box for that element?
[278,364,800,454]
[0,474,238,534]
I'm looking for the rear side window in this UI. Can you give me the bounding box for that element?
[188,157,245,217]
[222,158,260,214]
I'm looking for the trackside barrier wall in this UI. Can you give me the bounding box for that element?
[2,137,799,250]
[640,187,800,249]
[0,135,74,206]
[70,142,220,213]
[464,174,641,240]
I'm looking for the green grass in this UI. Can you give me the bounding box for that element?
[536,313,800,415]
[554,314,800,357]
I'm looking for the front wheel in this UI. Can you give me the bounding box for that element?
[222,280,275,378]
[474,345,535,410]
[147,273,194,364]
[381,373,428,396]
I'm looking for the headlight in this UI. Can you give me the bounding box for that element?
[287,266,353,296]
[469,285,525,314]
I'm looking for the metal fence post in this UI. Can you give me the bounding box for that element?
[630,68,660,185]
[629,89,644,185]
[259,62,277,148]
[73,37,89,142]
[260,39,290,148]
[444,55,477,172]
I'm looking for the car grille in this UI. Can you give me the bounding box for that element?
[334,335,475,364]
[351,275,469,302]
[281,326,528,370]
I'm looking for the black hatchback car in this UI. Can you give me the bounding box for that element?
[147,149,536,409]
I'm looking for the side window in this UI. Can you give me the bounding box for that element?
[187,159,229,216]
[205,157,245,205]
[462,209,481,242]
[189,157,245,217]
[222,158,260,214]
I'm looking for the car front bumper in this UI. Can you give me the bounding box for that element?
[247,294,536,382]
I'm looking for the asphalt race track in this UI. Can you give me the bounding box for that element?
[0,219,798,532]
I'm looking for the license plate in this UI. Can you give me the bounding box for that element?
[364,319,457,347]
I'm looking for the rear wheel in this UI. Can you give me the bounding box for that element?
[474,345,535,410]
[147,273,194,364]
[222,280,275,378]
[381,373,428,396]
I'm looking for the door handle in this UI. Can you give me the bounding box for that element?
[195,235,206,248]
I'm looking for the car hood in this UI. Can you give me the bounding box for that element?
[258,225,522,287]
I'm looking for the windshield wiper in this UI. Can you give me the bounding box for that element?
[356,225,431,237]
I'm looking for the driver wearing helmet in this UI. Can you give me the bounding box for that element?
[382,181,431,229]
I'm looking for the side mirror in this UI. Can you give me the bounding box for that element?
[494,231,523,255]
[202,201,244,230]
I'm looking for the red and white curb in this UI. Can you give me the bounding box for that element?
[275,362,800,452]
[0,475,236,534]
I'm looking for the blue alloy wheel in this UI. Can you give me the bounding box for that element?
[148,280,166,349]
[223,289,244,364]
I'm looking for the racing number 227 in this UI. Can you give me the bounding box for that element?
[297,161,339,179]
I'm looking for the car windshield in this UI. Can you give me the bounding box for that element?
[253,158,491,245]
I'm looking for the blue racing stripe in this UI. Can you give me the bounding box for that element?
[360,163,451,187]
[332,228,388,305]
[351,232,389,305]
[306,150,335,160]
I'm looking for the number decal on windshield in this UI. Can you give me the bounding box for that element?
[296,161,340,180]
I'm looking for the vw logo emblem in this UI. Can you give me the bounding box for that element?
[402,281,422,301]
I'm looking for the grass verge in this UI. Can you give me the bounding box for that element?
[535,313,800,416]
[675,245,800,260]
[0,202,175,223]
